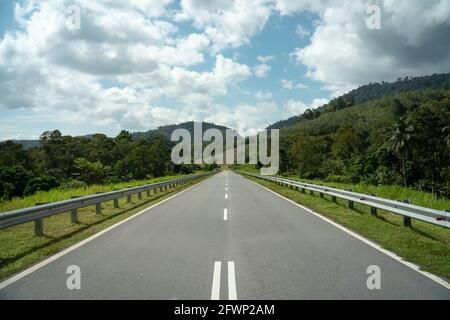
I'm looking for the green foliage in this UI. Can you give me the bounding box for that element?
[0,166,31,199]
[277,88,450,197]
[23,175,60,196]
[59,179,87,190]
[73,158,112,185]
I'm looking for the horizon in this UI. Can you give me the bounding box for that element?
[1,1,450,140]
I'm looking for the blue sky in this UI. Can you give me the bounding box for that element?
[1,0,449,139]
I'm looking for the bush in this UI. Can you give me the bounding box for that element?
[0,181,15,201]
[24,175,60,196]
[325,175,352,184]
[0,165,31,198]
[103,176,121,185]
[59,179,88,190]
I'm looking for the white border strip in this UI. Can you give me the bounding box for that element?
[0,176,213,290]
[243,175,450,290]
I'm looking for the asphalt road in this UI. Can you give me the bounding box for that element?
[0,171,449,299]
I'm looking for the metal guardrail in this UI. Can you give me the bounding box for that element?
[0,171,216,233]
[237,171,450,229]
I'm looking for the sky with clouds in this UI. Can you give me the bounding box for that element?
[0,0,449,140]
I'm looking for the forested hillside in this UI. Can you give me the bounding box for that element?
[275,89,450,197]
[269,72,450,130]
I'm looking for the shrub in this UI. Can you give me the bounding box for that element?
[24,175,60,196]
[59,179,88,190]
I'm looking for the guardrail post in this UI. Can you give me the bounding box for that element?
[370,194,377,216]
[332,196,337,202]
[301,188,305,194]
[138,192,142,200]
[34,202,47,236]
[113,197,119,209]
[160,186,164,192]
[402,200,412,228]
[147,189,151,197]
[320,192,324,198]
[71,196,81,223]
[127,194,132,203]
[95,192,103,215]
[309,190,314,196]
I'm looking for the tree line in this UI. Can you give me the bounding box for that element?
[0,130,209,201]
[275,89,450,197]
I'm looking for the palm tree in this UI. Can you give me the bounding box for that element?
[389,120,413,187]
[443,126,450,154]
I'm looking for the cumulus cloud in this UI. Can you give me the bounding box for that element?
[289,0,450,95]
[175,0,273,52]
[254,63,271,77]
[295,24,310,38]
[1,0,449,138]
[281,79,308,90]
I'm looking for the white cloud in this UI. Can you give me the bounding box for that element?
[254,63,271,77]
[281,79,308,90]
[295,24,310,38]
[282,99,309,118]
[257,55,275,63]
[311,98,329,108]
[175,0,273,52]
[254,91,273,100]
[290,0,450,95]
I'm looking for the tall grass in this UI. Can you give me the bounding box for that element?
[284,175,450,211]
[0,172,199,213]
[235,165,450,211]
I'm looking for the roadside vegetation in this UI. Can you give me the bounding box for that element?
[0,174,210,280]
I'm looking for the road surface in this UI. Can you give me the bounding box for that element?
[1,171,449,299]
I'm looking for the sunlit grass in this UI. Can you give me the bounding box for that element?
[0,172,199,213]
[235,164,450,211]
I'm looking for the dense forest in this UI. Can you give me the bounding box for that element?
[273,87,450,197]
[269,72,450,130]
[0,125,219,201]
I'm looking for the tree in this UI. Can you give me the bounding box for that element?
[24,175,60,195]
[388,119,413,187]
[73,158,111,185]
[0,166,31,198]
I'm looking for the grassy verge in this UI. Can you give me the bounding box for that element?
[0,174,211,280]
[240,173,450,280]
[0,172,202,213]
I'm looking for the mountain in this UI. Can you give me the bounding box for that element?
[10,122,235,149]
[268,72,450,130]
[132,121,235,141]
[11,140,41,149]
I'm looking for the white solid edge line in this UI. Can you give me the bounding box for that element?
[211,261,221,300]
[225,194,228,199]
[224,208,228,221]
[0,176,213,290]
[228,261,237,300]
[243,176,450,290]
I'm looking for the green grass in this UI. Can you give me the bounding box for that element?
[0,174,211,280]
[238,172,450,280]
[235,164,450,211]
[0,172,201,213]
